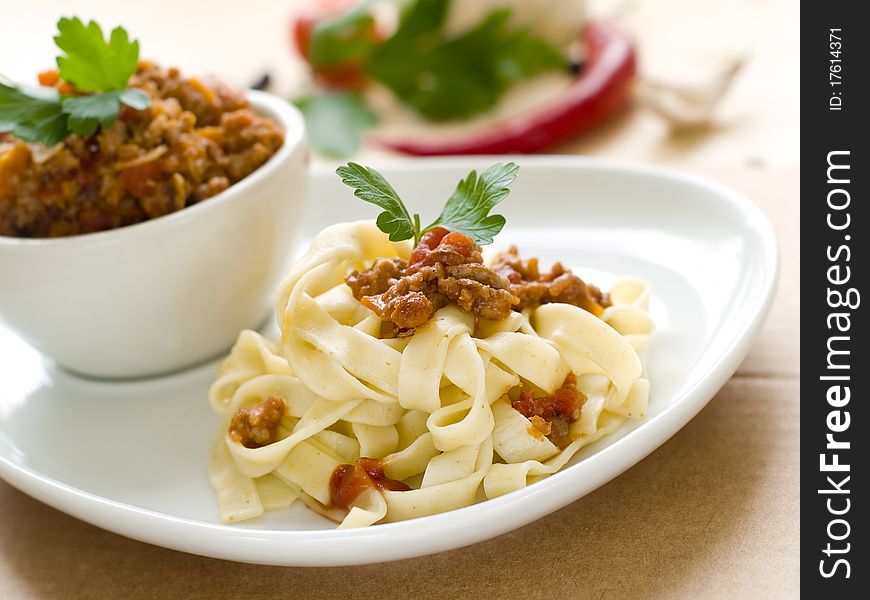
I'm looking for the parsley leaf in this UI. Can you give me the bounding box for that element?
[62,91,124,136]
[54,17,140,92]
[388,0,448,39]
[0,19,149,145]
[498,26,568,83]
[337,161,519,246]
[366,1,563,121]
[424,162,517,244]
[1,82,149,144]
[295,92,377,158]
[0,82,67,145]
[336,163,419,242]
[119,88,150,109]
[62,88,149,136]
[309,6,378,67]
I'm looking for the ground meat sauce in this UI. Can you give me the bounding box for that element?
[512,374,586,449]
[491,245,611,315]
[0,62,284,238]
[228,395,286,449]
[345,228,518,331]
[329,458,410,511]
[346,234,612,333]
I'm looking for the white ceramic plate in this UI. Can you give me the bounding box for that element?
[0,157,778,566]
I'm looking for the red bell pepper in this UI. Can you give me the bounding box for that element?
[370,20,637,155]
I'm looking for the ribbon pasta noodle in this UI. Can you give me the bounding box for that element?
[208,220,654,528]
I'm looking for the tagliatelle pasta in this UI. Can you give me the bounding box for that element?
[208,220,654,528]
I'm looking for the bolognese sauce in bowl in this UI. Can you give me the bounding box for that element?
[0,62,285,238]
[0,64,308,378]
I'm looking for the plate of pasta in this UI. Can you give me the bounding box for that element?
[0,157,778,566]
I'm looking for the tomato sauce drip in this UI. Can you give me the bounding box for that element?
[329,458,410,511]
[512,374,583,423]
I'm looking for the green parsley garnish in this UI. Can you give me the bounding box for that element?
[0,17,149,145]
[336,161,518,245]
[295,92,377,159]
[308,3,379,68]
[55,17,141,92]
[425,162,517,245]
[366,0,563,121]
[299,0,564,156]
[0,83,69,145]
[338,0,565,121]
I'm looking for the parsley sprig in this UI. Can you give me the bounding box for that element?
[366,0,563,121]
[0,17,149,145]
[336,161,518,245]
[298,0,565,157]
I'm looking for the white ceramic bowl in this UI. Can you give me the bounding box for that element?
[0,91,307,378]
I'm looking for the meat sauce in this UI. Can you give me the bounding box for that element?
[228,395,286,449]
[408,227,479,269]
[512,373,586,449]
[329,458,410,511]
[345,232,611,333]
[0,62,284,238]
[345,228,517,332]
[491,245,611,316]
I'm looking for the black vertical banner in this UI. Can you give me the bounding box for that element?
[802,2,868,596]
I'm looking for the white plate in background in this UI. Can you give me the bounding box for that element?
[0,157,778,566]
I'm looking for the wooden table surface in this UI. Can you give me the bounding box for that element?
[1,1,800,598]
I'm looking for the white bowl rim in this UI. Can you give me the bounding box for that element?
[0,89,305,248]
